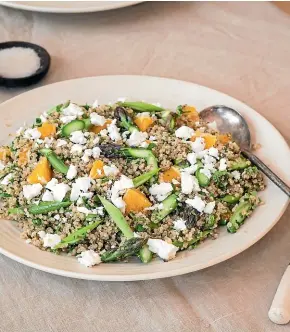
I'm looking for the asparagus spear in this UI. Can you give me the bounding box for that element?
[39,148,69,174]
[8,201,72,215]
[98,195,151,263]
[119,101,164,112]
[114,107,139,133]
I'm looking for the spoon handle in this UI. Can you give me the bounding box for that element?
[242,150,290,197]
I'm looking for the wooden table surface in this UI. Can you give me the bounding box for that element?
[0,2,290,332]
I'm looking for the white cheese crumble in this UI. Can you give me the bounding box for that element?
[44,178,70,202]
[136,112,151,118]
[70,177,91,201]
[42,190,54,201]
[82,149,92,163]
[126,131,148,147]
[70,144,83,155]
[38,231,46,239]
[173,218,187,231]
[70,131,87,145]
[77,206,104,216]
[149,183,173,201]
[122,131,130,140]
[44,137,54,148]
[103,165,119,177]
[42,234,61,248]
[208,147,219,159]
[56,139,67,147]
[60,103,83,124]
[66,165,77,180]
[77,250,102,267]
[187,152,197,165]
[149,135,156,141]
[107,120,121,142]
[185,196,206,213]
[92,147,101,159]
[110,175,134,210]
[54,214,60,220]
[181,172,200,194]
[231,170,241,180]
[147,239,178,261]
[140,141,149,148]
[190,137,205,153]
[90,112,106,126]
[175,126,195,140]
[24,128,41,140]
[182,164,198,174]
[219,158,227,171]
[23,183,43,200]
[204,201,216,214]
[1,173,13,185]
[99,129,108,137]
[0,161,5,171]
[92,99,98,108]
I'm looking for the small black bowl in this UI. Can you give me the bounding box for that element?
[0,41,50,88]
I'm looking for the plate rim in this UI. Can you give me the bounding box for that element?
[0,1,143,13]
[0,74,289,281]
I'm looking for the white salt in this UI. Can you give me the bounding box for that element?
[0,47,41,79]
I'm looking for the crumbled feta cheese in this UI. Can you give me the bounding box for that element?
[16,127,24,136]
[200,168,212,179]
[185,196,206,213]
[208,147,219,159]
[23,183,43,200]
[43,136,54,148]
[149,183,173,201]
[204,201,216,214]
[36,139,44,145]
[175,126,195,140]
[140,141,149,148]
[171,179,180,185]
[70,131,87,145]
[122,131,130,139]
[181,172,200,194]
[90,112,106,126]
[99,129,108,137]
[187,152,197,165]
[1,173,12,185]
[38,231,46,238]
[56,139,67,147]
[60,103,83,124]
[93,136,100,145]
[149,136,156,141]
[173,218,187,231]
[107,120,121,142]
[67,165,77,180]
[92,147,101,159]
[24,128,41,140]
[147,239,178,261]
[110,175,134,210]
[84,132,90,137]
[46,178,58,190]
[82,149,92,163]
[127,131,148,147]
[42,234,61,248]
[231,170,241,180]
[219,158,227,171]
[42,190,54,201]
[190,137,205,153]
[70,177,91,201]
[44,178,70,202]
[40,114,47,123]
[136,112,151,118]
[103,165,119,177]
[182,164,198,174]
[54,214,60,220]
[77,250,101,267]
[92,99,99,108]
[71,144,83,154]
[77,206,92,215]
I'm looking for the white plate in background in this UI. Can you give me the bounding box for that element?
[0,1,142,13]
[0,75,289,281]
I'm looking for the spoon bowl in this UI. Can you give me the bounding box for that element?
[199,105,290,197]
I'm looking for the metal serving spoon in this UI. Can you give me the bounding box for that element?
[199,105,290,197]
